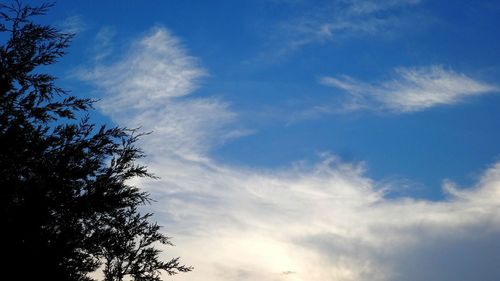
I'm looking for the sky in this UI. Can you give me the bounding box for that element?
[33,0,500,280]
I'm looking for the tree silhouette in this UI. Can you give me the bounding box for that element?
[100,207,191,281]
[0,1,191,280]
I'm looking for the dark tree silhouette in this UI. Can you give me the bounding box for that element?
[0,1,191,280]
[100,207,191,281]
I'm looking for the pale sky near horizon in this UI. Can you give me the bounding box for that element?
[35,0,500,280]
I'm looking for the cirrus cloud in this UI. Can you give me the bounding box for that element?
[274,0,423,52]
[321,65,498,113]
[81,27,500,281]
[80,27,247,161]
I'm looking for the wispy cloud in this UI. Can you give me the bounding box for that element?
[59,15,86,34]
[82,27,500,281]
[80,27,248,161]
[276,0,422,51]
[146,153,500,281]
[321,65,498,113]
[92,26,116,62]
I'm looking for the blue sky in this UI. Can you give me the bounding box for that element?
[53,0,500,198]
[37,0,500,280]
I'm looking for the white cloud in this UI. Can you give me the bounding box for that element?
[277,0,422,50]
[347,0,421,15]
[81,27,247,161]
[146,155,500,281]
[87,28,206,111]
[321,65,498,113]
[85,27,500,281]
[59,15,86,34]
[92,26,116,62]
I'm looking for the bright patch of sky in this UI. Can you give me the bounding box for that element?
[36,0,500,280]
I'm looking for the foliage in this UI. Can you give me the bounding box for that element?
[0,1,191,280]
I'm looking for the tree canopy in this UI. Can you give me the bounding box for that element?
[0,1,191,280]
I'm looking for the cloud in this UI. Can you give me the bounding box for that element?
[275,0,422,51]
[92,26,116,62]
[80,27,247,161]
[87,28,206,111]
[145,155,500,281]
[59,15,86,34]
[321,65,498,113]
[84,27,500,281]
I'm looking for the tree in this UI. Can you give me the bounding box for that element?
[0,1,191,280]
[100,207,191,281]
